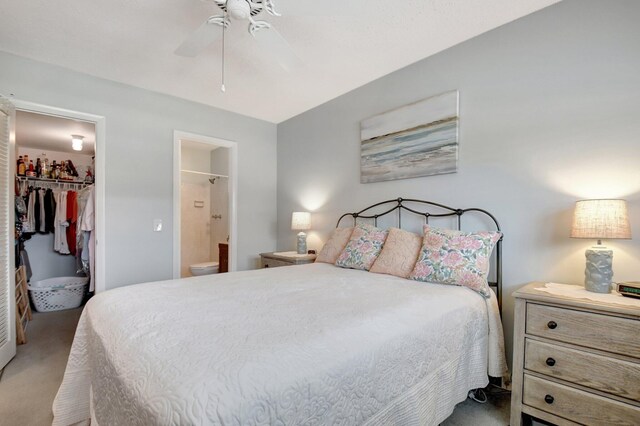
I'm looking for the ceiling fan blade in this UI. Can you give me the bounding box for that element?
[252,26,303,72]
[175,19,224,57]
[276,0,369,16]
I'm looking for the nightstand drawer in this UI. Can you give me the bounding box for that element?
[525,339,640,401]
[523,374,640,426]
[526,303,640,357]
[261,258,291,268]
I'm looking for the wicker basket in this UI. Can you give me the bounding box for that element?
[28,276,89,312]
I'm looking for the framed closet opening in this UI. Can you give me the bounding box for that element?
[0,98,105,372]
[173,131,238,279]
[15,105,105,297]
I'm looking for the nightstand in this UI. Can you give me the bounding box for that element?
[511,282,640,426]
[260,251,316,268]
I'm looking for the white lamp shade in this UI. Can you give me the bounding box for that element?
[571,199,631,239]
[291,212,311,231]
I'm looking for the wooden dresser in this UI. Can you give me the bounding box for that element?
[511,282,640,426]
[260,251,316,268]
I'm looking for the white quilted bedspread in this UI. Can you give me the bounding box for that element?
[53,263,507,426]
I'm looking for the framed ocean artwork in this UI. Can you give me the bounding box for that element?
[360,90,459,183]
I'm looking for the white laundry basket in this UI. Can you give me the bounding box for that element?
[28,276,89,312]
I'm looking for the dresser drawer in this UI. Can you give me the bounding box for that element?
[526,303,640,357]
[523,374,640,426]
[261,258,290,268]
[525,339,640,401]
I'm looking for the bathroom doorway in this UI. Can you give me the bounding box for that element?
[173,131,237,278]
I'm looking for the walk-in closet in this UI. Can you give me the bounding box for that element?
[13,110,96,343]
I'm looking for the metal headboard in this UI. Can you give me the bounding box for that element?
[336,198,503,311]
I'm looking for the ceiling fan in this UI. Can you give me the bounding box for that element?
[175,0,301,87]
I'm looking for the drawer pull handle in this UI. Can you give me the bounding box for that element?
[547,321,557,329]
[544,395,554,404]
[546,357,556,366]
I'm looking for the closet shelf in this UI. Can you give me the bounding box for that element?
[180,169,228,179]
[17,175,90,186]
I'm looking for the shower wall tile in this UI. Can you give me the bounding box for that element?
[181,182,211,277]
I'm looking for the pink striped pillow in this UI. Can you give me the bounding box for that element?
[370,228,422,278]
[315,227,354,264]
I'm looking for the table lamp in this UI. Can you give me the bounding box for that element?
[570,199,631,293]
[291,212,311,254]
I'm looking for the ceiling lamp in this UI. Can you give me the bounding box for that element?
[226,0,251,20]
[71,135,84,151]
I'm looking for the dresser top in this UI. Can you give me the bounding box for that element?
[260,251,317,262]
[514,282,640,318]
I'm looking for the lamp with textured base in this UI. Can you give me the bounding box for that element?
[291,212,311,254]
[570,199,631,293]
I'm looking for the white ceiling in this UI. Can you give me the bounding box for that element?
[16,110,96,154]
[0,0,559,123]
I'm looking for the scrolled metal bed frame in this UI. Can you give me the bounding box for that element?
[336,197,503,311]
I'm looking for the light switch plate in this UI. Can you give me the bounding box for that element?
[153,219,163,232]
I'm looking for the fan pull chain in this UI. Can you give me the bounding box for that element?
[221,12,226,93]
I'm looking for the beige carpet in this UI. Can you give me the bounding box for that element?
[0,308,82,426]
[441,388,511,425]
[0,308,510,425]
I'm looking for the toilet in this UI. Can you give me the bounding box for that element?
[189,261,220,276]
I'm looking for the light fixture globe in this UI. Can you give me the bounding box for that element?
[71,135,84,151]
[226,0,251,20]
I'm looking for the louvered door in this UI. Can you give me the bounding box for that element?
[0,96,16,370]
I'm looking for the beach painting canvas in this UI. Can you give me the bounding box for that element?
[360,90,459,183]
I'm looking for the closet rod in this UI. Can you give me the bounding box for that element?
[180,169,229,179]
[17,176,90,187]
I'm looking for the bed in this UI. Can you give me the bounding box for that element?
[53,198,508,425]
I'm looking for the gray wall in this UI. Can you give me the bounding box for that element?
[277,0,640,365]
[23,234,77,283]
[1,51,278,289]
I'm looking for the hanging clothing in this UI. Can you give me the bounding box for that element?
[76,187,91,243]
[34,189,41,232]
[81,232,90,271]
[66,191,78,256]
[75,186,92,276]
[80,186,95,291]
[54,190,70,254]
[20,249,32,281]
[44,189,56,234]
[38,189,46,233]
[23,190,36,234]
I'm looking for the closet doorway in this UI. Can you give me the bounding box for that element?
[12,100,105,293]
[173,131,238,278]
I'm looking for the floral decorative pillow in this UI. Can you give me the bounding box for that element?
[335,223,388,271]
[409,225,502,297]
[370,228,422,278]
[315,227,354,264]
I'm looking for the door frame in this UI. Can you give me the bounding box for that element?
[0,97,16,368]
[173,130,238,278]
[11,99,107,293]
